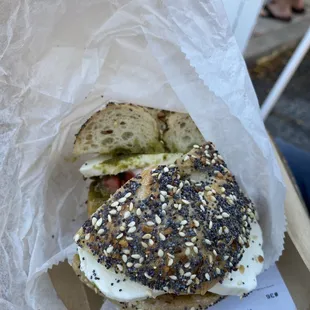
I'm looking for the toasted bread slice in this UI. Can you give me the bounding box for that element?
[163,113,205,153]
[73,103,164,156]
[74,103,206,156]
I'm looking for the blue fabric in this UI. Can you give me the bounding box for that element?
[275,138,310,214]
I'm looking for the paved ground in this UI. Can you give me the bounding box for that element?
[245,0,310,61]
[244,1,310,153]
[248,45,310,153]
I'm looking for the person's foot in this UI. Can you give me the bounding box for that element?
[292,0,305,13]
[292,0,304,11]
[261,2,292,22]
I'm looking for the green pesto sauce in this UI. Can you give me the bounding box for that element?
[93,153,181,175]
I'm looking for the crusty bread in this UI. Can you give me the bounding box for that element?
[163,113,205,153]
[114,292,222,310]
[72,254,222,310]
[73,103,164,156]
[74,103,206,156]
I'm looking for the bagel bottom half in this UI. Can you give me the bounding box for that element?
[72,254,223,310]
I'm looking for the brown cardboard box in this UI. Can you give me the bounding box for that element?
[49,144,310,310]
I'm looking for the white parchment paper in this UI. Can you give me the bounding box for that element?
[0,1,285,309]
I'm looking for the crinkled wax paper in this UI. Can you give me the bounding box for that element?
[0,0,285,309]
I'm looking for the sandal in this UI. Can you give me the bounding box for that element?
[292,7,306,14]
[261,4,292,22]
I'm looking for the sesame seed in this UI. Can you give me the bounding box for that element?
[144,272,152,279]
[224,255,229,261]
[123,249,130,254]
[161,203,167,209]
[152,172,158,177]
[118,197,126,203]
[131,254,141,259]
[224,227,229,234]
[141,242,148,248]
[185,242,194,247]
[111,201,119,207]
[216,268,221,275]
[158,249,164,257]
[128,221,135,227]
[163,167,169,173]
[122,255,128,263]
[116,233,123,239]
[185,248,191,256]
[142,234,151,239]
[186,280,193,286]
[117,206,122,212]
[209,221,213,229]
[215,215,223,219]
[204,273,211,281]
[125,192,132,198]
[193,246,198,254]
[184,262,190,269]
[193,220,200,227]
[129,202,134,211]
[166,184,174,190]
[168,258,174,266]
[207,191,213,196]
[160,195,165,202]
[200,205,205,212]
[202,199,207,206]
[205,239,212,245]
[109,209,117,215]
[98,229,104,235]
[159,233,166,241]
[179,232,185,237]
[211,196,217,202]
[169,275,177,280]
[136,208,142,216]
[184,272,192,277]
[108,215,112,222]
[183,155,189,161]
[74,234,80,242]
[147,221,155,226]
[190,274,197,280]
[91,218,97,226]
[120,226,125,231]
[238,236,244,245]
[213,249,217,256]
[134,263,142,268]
[182,199,190,205]
[123,211,130,219]
[96,218,103,227]
[107,245,113,254]
[191,237,197,242]
[127,227,136,234]
[160,191,167,196]
[180,220,188,225]
[127,262,133,267]
[155,215,162,225]
[85,233,90,241]
[117,264,123,272]
[148,239,154,246]
[193,144,199,148]
[179,268,185,275]
[222,212,230,218]
[179,225,184,231]
[218,227,223,235]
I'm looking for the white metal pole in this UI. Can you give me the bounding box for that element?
[261,27,310,121]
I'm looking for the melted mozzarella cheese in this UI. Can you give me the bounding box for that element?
[78,221,264,301]
[78,248,165,302]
